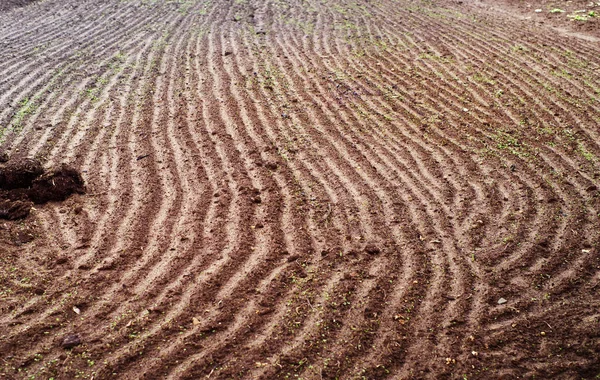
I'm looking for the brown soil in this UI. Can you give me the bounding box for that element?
[1,0,599,379]
[468,0,600,40]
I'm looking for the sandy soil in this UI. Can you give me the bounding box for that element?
[1,0,599,379]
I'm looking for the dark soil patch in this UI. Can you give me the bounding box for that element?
[0,158,43,190]
[0,159,85,220]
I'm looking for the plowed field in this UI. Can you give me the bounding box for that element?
[1,0,600,379]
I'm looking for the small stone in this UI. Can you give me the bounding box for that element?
[497,298,507,305]
[61,334,81,349]
[0,151,9,163]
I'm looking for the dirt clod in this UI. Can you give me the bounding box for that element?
[0,158,43,190]
[61,334,81,349]
[364,243,381,255]
[0,199,33,220]
[28,165,85,204]
[0,160,85,220]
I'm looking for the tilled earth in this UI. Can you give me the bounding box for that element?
[1,0,599,379]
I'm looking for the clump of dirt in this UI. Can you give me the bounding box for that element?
[0,200,31,220]
[0,158,85,220]
[0,158,43,189]
[28,166,86,203]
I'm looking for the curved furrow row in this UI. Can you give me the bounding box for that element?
[383,37,552,272]
[0,13,194,374]
[0,0,209,364]
[0,0,125,79]
[59,0,218,343]
[150,2,406,376]
[442,20,600,168]
[405,3,600,156]
[0,1,117,68]
[370,9,576,270]
[142,0,464,378]
[224,6,446,378]
[0,3,162,150]
[80,4,280,375]
[308,9,483,375]
[282,0,600,374]
[343,23,506,238]
[0,5,173,328]
[391,8,599,282]
[124,15,332,378]
[0,0,115,38]
[0,2,133,106]
[0,39,151,327]
[364,0,596,374]
[2,0,599,378]
[376,0,596,342]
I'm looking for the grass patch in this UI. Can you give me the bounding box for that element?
[492,130,530,158]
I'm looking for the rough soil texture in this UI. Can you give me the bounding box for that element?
[471,0,600,40]
[0,0,38,13]
[0,0,599,379]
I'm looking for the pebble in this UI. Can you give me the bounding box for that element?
[497,298,507,305]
